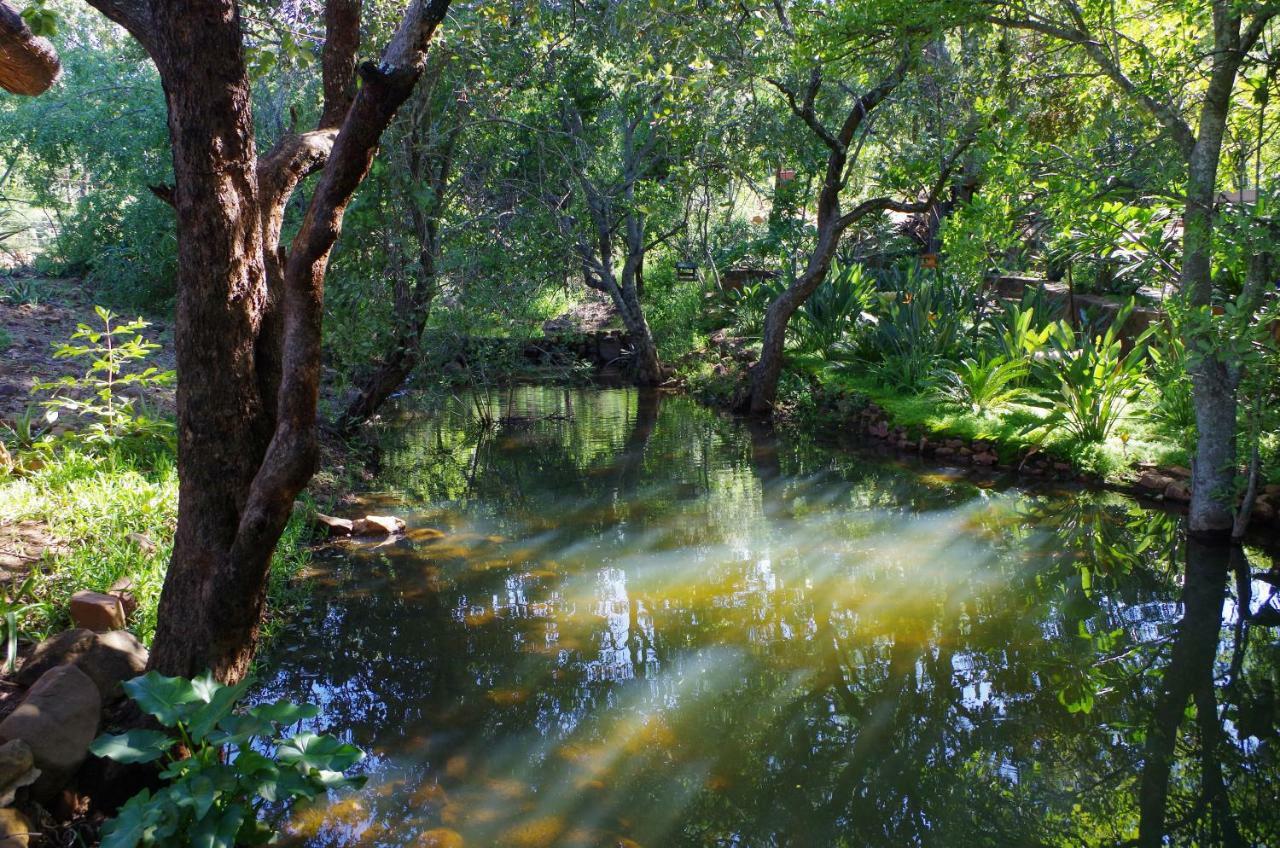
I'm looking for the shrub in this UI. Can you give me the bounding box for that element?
[91,671,365,848]
[938,353,1028,413]
[34,306,175,446]
[1030,302,1147,443]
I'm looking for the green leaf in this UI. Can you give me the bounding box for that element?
[100,789,160,848]
[249,699,320,726]
[191,802,246,848]
[90,730,175,764]
[276,732,364,774]
[123,671,201,726]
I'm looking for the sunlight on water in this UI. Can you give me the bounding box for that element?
[257,387,1277,847]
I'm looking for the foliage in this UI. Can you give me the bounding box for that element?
[92,671,365,848]
[1029,304,1147,444]
[938,353,1028,413]
[0,567,50,672]
[34,306,174,446]
[796,260,875,352]
[856,267,969,393]
[0,275,44,306]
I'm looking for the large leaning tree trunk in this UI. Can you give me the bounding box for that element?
[992,0,1276,540]
[558,98,665,386]
[338,56,466,433]
[740,57,970,415]
[83,0,452,682]
[0,0,59,95]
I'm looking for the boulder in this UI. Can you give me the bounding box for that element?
[15,629,96,688]
[973,451,998,467]
[315,513,355,537]
[78,630,148,701]
[0,664,100,801]
[1163,482,1192,503]
[69,591,125,631]
[1137,472,1174,493]
[16,629,146,702]
[0,808,32,848]
[0,739,38,806]
[108,577,139,619]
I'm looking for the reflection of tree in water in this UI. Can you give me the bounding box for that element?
[258,388,1279,847]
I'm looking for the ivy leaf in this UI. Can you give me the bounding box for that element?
[90,730,174,764]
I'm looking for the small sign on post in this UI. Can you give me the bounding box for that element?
[675,262,698,281]
[921,253,939,270]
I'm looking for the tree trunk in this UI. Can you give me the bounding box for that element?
[744,225,839,414]
[1183,9,1244,541]
[86,0,453,681]
[0,0,59,96]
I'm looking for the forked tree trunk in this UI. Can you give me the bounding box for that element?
[84,0,453,681]
[742,56,972,415]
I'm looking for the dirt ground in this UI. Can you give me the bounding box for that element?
[0,276,176,427]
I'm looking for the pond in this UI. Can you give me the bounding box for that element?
[257,387,1279,847]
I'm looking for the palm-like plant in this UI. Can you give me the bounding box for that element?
[938,353,1028,413]
[1030,302,1147,443]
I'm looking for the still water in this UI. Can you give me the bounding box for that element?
[257,387,1279,847]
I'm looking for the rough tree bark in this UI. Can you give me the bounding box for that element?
[741,57,970,414]
[0,0,59,95]
[81,0,453,682]
[992,0,1276,539]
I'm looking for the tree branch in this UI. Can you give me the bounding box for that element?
[320,0,361,128]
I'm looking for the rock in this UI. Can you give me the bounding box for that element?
[15,629,97,688]
[973,451,998,467]
[0,739,38,807]
[1167,466,1192,480]
[69,591,125,632]
[1163,482,1192,503]
[417,829,465,848]
[108,577,138,620]
[78,630,148,701]
[1252,499,1276,524]
[0,665,100,801]
[957,447,973,457]
[1137,472,1174,493]
[972,440,991,452]
[315,513,355,537]
[126,532,156,554]
[1052,462,1071,472]
[0,808,32,847]
[935,447,955,457]
[1263,484,1280,497]
[16,628,146,702]
[352,514,406,536]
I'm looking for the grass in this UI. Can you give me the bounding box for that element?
[0,437,314,649]
[803,371,1191,483]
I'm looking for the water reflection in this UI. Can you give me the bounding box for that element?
[257,387,1279,847]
